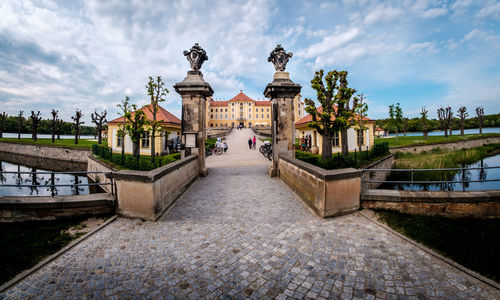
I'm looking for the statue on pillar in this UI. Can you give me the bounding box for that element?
[268,44,293,72]
[183,43,208,71]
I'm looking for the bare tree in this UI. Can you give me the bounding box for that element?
[476,106,484,134]
[91,110,107,145]
[420,107,429,139]
[117,96,132,164]
[354,94,368,152]
[29,111,42,141]
[437,106,453,138]
[0,112,7,138]
[71,110,84,144]
[146,76,168,163]
[17,111,24,140]
[56,117,64,140]
[457,106,468,136]
[50,109,58,143]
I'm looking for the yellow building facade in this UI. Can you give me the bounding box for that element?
[206,91,304,128]
[107,104,182,155]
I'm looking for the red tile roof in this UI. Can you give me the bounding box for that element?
[296,106,373,127]
[255,100,271,106]
[209,100,229,107]
[108,104,181,126]
[228,91,255,102]
[209,91,271,107]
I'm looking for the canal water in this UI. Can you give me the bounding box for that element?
[379,153,500,191]
[0,153,99,197]
[386,127,500,137]
[1,133,95,140]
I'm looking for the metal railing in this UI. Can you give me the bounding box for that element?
[0,170,115,196]
[361,166,500,191]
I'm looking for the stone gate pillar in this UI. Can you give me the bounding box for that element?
[174,43,213,176]
[264,45,301,177]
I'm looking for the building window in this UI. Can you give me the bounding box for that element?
[210,108,213,112]
[262,114,264,119]
[215,123,218,127]
[267,114,269,118]
[232,103,234,106]
[255,108,258,112]
[225,108,228,112]
[210,123,213,127]
[232,108,234,112]
[117,135,123,147]
[141,132,150,148]
[225,114,228,119]
[232,114,235,119]
[248,108,251,112]
[215,108,218,112]
[357,129,364,146]
[211,114,213,119]
[261,108,264,112]
[332,131,339,147]
[249,114,252,119]
[256,114,259,119]
[267,108,270,112]
[215,114,218,119]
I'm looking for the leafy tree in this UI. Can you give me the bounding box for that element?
[117,96,132,164]
[125,105,147,158]
[91,110,107,145]
[304,70,358,158]
[0,112,7,138]
[420,107,429,139]
[353,93,368,152]
[17,111,24,140]
[146,76,168,163]
[71,110,84,144]
[29,111,42,141]
[437,106,453,138]
[476,106,484,134]
[50,110,58,143]
[457,106,468,136]
[388,103,403,142]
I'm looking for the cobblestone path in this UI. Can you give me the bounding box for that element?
[2,130,499,299]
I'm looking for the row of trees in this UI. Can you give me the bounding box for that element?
[304,70,368,159]
[378,107,496,136]
[115,76,169,164]
[0,109,107,144]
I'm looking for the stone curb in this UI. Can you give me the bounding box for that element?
[0,215,119,293]
[358,209,500,291]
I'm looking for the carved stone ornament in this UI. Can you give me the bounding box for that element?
[183,43,208,71]
[267,44,293,72]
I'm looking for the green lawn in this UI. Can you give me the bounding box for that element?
[0,137,98,149]
[0,216,91,285]
[374,209,500,283]
[374,133,500,148]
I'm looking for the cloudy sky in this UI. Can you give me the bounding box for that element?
[0,0,499,123]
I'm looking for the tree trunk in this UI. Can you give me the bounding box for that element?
[449,126,453,136]
[133,142,140,158]
[32,132,36,141]
[395,128,398,143]
[75,130,78,144]
[460,123,464,136]
[423,130,428,140]
[479,124,482,135]
[150,128,156,163]
[444,126,448,138]
[341,129,348,155]
[97,128,102,144]
[51,132,55,143]
[18,125,21,140]
[321,129,332,160]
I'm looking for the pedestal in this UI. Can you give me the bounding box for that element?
[264,71,301,177]
[174,71,213,176]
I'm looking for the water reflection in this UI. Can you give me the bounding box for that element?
[379,154,500,191]
[0,160,97,197]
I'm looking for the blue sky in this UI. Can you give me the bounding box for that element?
[0,0,499,123]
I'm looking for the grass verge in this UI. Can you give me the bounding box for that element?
[0,138,98,149]
[0,216,104,285]
[374,133,500,148]
[373,209,500,283]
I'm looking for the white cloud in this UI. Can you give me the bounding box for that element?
[364,5,404,25]
[297,27,362,59]
[476,1,500,20]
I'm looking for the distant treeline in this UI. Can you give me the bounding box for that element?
[1,115,97,136]
[376,113,500,133]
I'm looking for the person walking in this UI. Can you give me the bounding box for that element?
[252,136,256,150]
[248,137,252,149]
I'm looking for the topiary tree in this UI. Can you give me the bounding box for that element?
[0,112,7,138]
[72,110,84,144]
[420,107,429,139]
[476,106,484,134]
[125,105,147,158]
[91,110,107,145]
[146,76,168,163]
[117,96,132,164]
[353,93,368,152]
[17,111,24,139]
[457,106,468,136]
[388,103,403,142]
[304,70,358,158]
[29,111,42,141]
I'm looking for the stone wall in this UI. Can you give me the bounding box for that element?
[207,128,232,139]
[112,155,199,221]
[361,189,500,218]
[0,193,115,222]
[87,155,116,193]
[0,151,86,172]
[253,127,271,137]
[390,136,500,154]
[0,142,91,163]
[278,154,361,218]
[360,154,394,192]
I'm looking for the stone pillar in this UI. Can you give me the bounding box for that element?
[174,71,213,176]
[264,71,301,177]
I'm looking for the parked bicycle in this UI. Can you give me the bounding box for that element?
[260,141,272,161]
